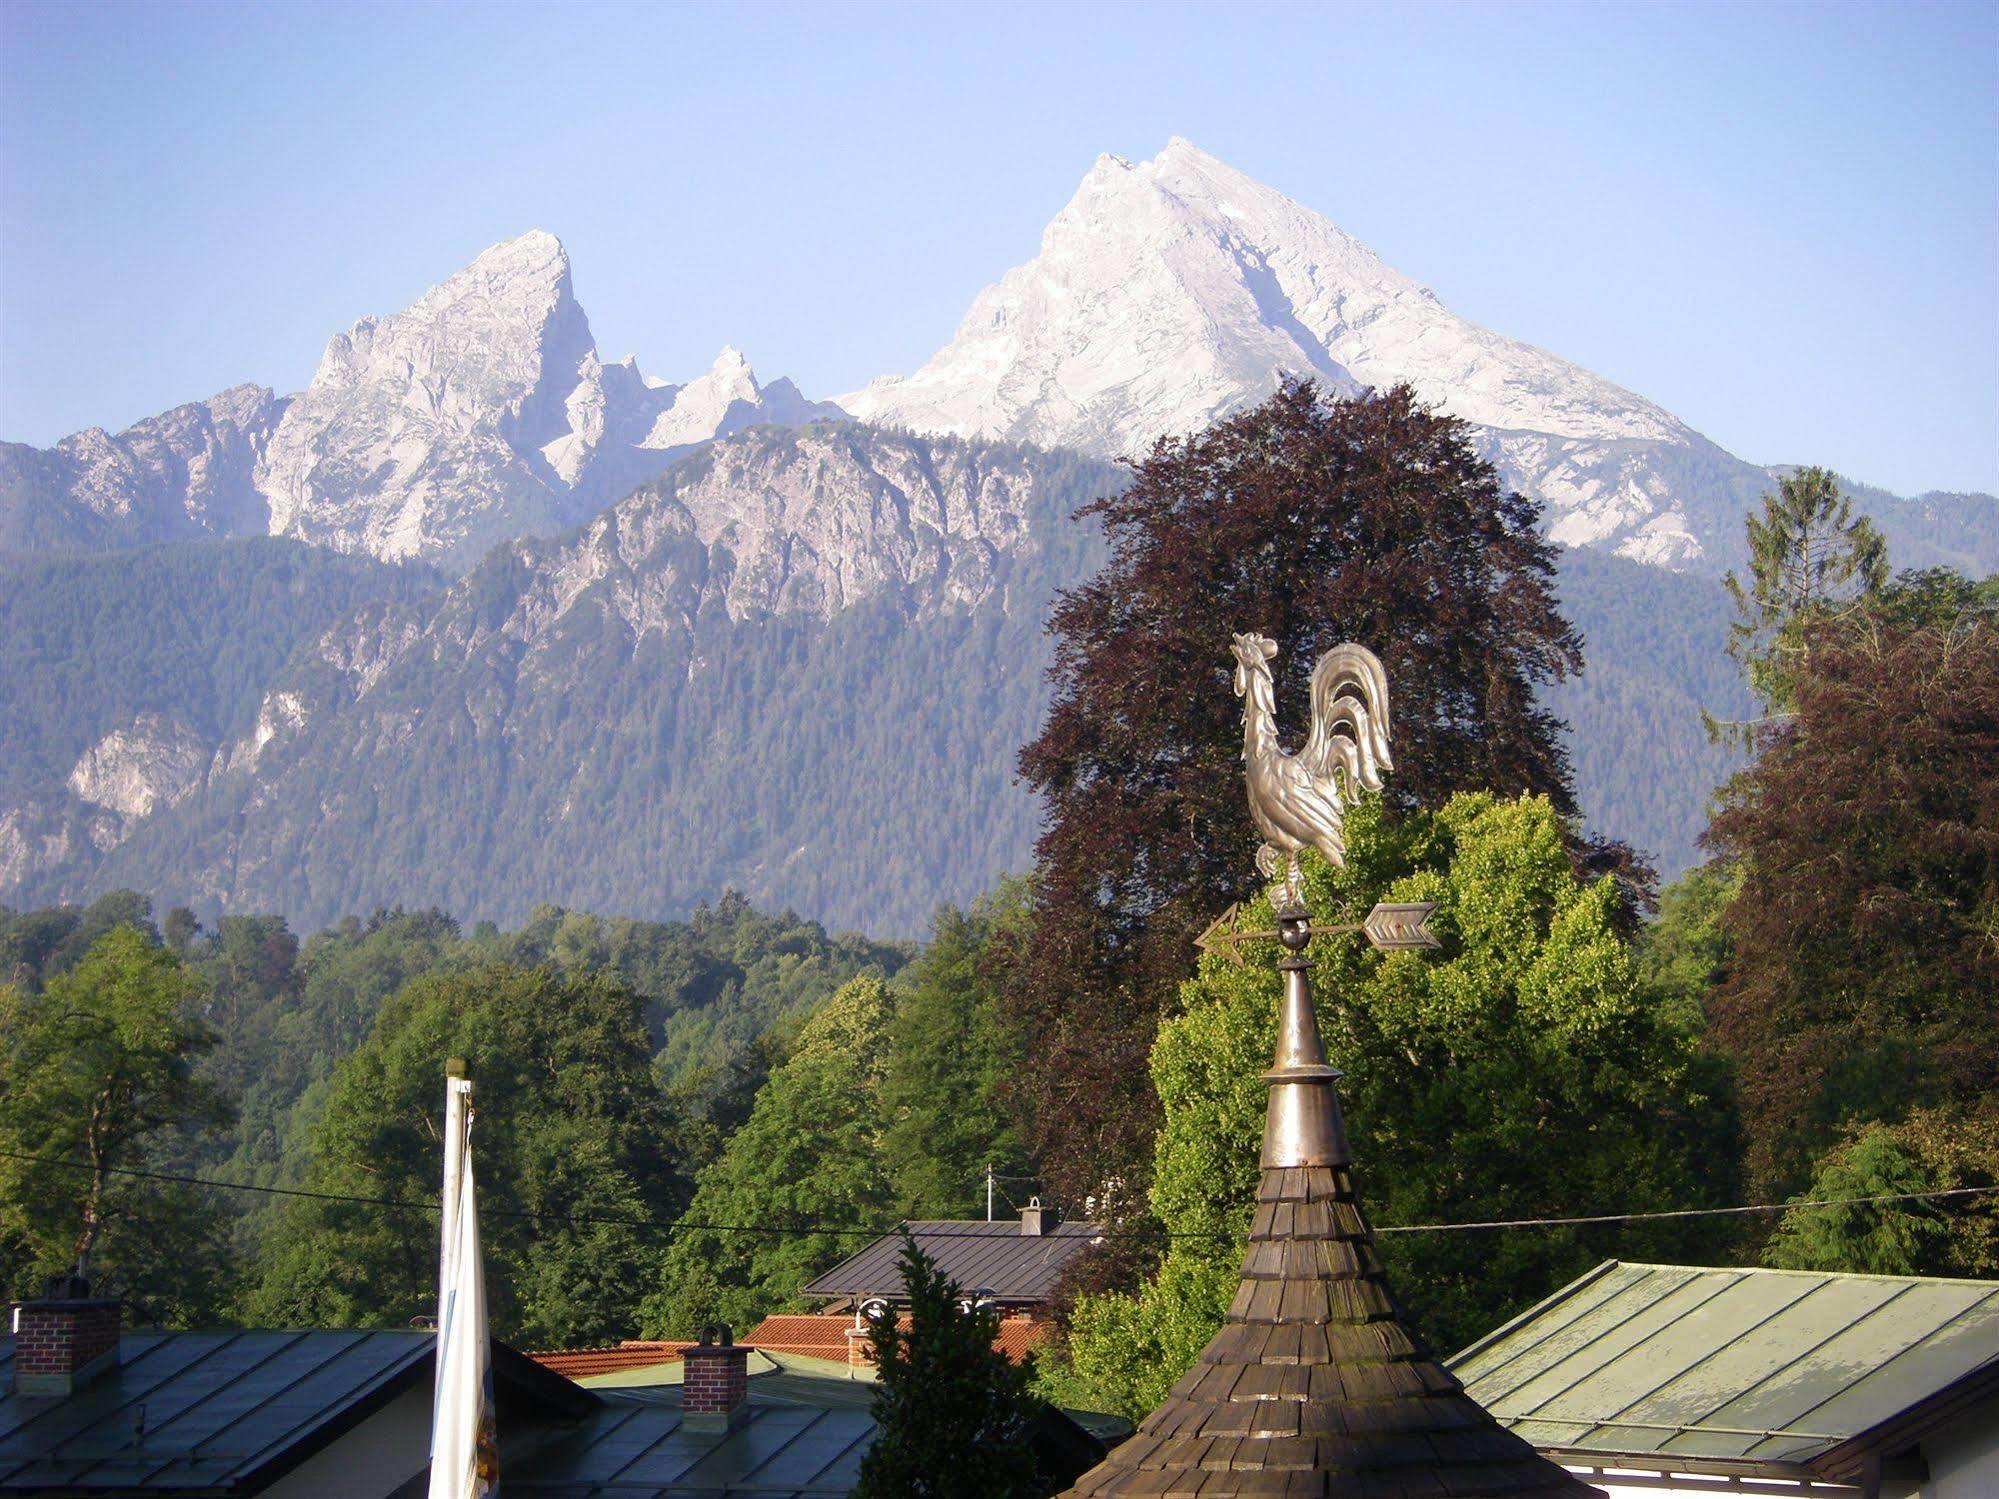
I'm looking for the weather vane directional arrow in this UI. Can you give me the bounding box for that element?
[1195,900,1439,967]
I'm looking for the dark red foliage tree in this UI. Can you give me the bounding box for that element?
[1011,382,1589,1209]
[1704,613,1999,1195]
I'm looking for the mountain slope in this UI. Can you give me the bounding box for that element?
[0,538,440,890]
[7,423,1755,933]
[0,384,287,551]
[36,428,1112,934]
[843,139,1994,573]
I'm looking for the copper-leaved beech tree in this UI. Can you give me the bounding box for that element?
[1010,381,1624,1221]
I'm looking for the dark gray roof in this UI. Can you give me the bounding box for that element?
[800,1220,1099,1304]
[1450,1260,1999,1479]
[0,1328,430,1492]
[503,1390,873,1498]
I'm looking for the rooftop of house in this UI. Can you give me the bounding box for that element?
[0,1323,1106,1496]
[0,1327,587,1493]
[505,1387,875,1497]
[1448,1260,1999,1487]
[529,1339,694,1381]
[504,1350,1118,1493]
[529,1314,1055,1380]
[800,1205,1098,1307]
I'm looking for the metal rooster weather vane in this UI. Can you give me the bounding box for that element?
[1199,633,1438,962]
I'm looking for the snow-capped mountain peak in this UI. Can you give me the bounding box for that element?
[244,234,847,569]
[841,138,1743,565]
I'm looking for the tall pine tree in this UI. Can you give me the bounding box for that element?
[1707,465,1887,744]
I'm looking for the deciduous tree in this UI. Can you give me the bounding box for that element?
[1012,382,1592,1208]
[247,963,677,1346]
[644,976,897,1335]
[0,927,232,1322]
[1054,795,1732,1419]
[1704,610,1998,1193]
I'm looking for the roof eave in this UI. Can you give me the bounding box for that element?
[1807,1356,1999,1486]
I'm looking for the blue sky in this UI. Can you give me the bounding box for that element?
[2,0,1993,494]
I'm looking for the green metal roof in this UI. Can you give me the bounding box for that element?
[1447,1261,1999,1475]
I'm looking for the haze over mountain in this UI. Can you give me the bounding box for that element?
[844,139,1995,572]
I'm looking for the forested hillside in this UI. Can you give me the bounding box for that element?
[1546,549,1748,873]
[0,538,439,799]
[0,538,440,892]
[6,427,1757,933]
[19,430,1115,935]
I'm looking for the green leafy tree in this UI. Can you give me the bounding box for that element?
[1708,466,1886,743]
[1703,610,1997,1193]
[645,976,898,1335]
[1056,794,1733,1419]
[246,963,678,1347]
[0,890,160,991]
[1762,1108,1999,1278]
[854,1237,1048,1499]
[1634,861,1740,1035]
[0,927,233,1322]
[880,882,1034,1219]
[1012,381,1605,1210]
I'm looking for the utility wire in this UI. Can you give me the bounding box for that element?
[4,1147,1994,1242]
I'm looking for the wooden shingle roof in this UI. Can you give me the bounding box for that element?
[1056,911,1602,1498]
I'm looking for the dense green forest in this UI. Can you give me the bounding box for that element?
[0,536,439,804]
[0,887,913,1338]
[7,427,1751,937]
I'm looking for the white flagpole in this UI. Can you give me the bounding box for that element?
[429,1060,497,1499]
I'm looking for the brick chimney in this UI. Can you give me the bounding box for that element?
[845,1321,876,1369]
[846,1300,891,1370]
[1021,1196,1052,1236]
[681,1324,750,1431]
[10,1274,122,1397]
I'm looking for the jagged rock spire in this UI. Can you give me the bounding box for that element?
[1060,908,1601,1498]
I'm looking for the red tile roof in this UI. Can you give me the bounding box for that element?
[741,1313,1053,1365]
[741,1315,852,1361]
[527,1340,692,1379]
[528,1314,1055,1381]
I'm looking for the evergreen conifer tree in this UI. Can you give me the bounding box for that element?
[1707,466,1886,744]
[853,1237,1047,1499]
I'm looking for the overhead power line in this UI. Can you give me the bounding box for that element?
[3,1147,1994,1242]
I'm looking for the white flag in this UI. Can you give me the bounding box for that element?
[429,1074,497,1499]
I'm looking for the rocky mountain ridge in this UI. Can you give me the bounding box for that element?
[1,423,1754,932]
[842,139,1992,572]
[2,231,842,570]
[27,428,1117,931]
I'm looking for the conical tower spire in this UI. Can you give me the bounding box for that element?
[1059,641,1599,1499]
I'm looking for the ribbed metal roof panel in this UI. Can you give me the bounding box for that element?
[800,1219,1100,1303]
[0,1329,430,1490]
[1450,1261,1999,1470]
